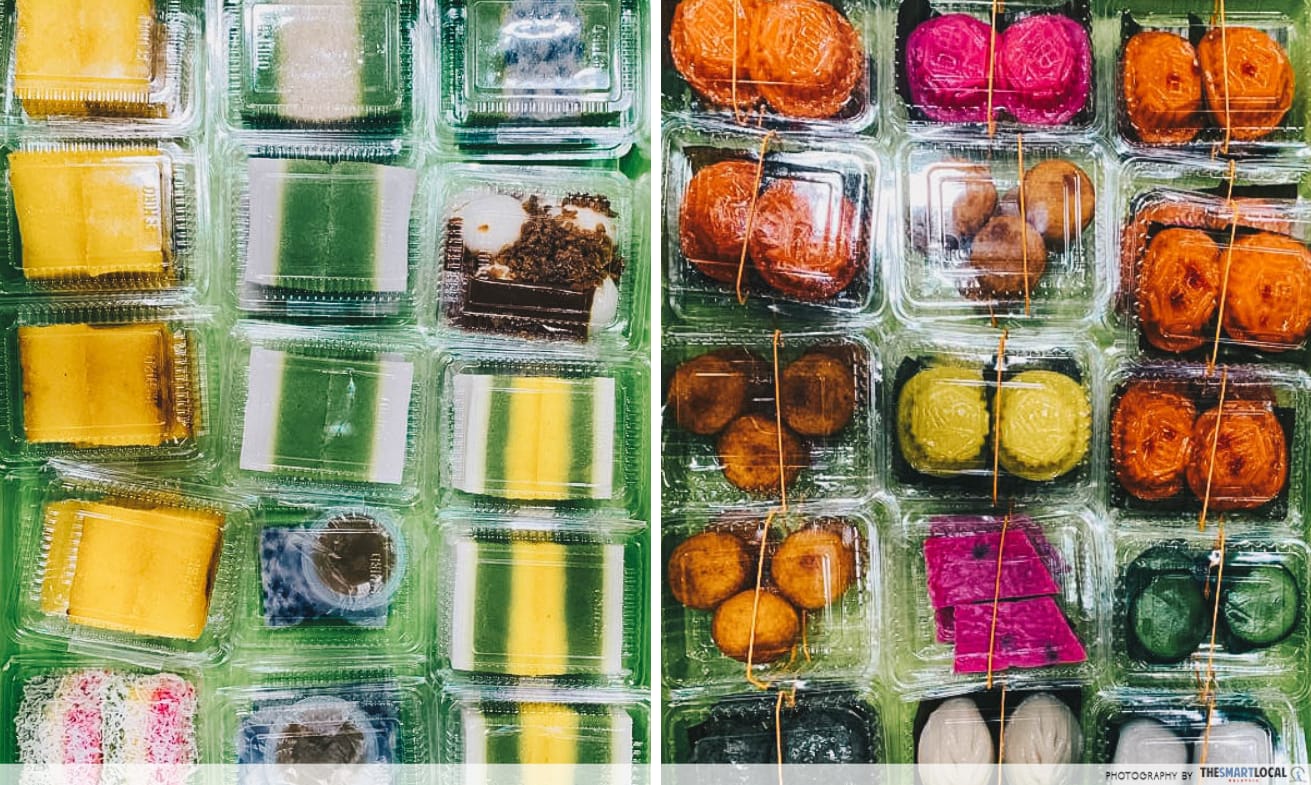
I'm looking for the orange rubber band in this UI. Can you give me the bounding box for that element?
[735,131,777,304]
[1198,367,1229,532]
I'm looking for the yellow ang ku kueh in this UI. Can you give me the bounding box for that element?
[39,499,223,640]
[9,149,169,281]
[13,0,157,115]
[18,322,192,447]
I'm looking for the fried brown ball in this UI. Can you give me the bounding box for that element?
[771,526,858,610]
[668,353,749,435]
[711,589,801,662]
[717,413,809,494]
[710,347,775,411]
[967,215,1049,300]
[945,162,998,243]
[668,531,753,610]
[1021,159,1095,247]
[780,351,857,437]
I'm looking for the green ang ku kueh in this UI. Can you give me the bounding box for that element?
[449,531,625,678]
[451,372,617,501]
[460,700,634,764]
[240,346,414,485]
[245,158,416,294]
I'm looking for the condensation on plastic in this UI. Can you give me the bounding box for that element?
[0,140,203,297]
[219,0,417,132]
[435,164,640,345]
[662,330,877,512]
[663,123,883,323]
[6,460,254,663]
[438,0,644,153]
[1110,1,1309,156]
[663,682,885,764]
[883,327,1098,504]
[661,0,876,133]
[222,137,427,321]
[1087,688,1306,766]
[435,514,646,685]
[0,298,214,466]
[1106,360,1309,521]
[1111,527,1309,688]
[436,345,644,513]
[897,137,1110,326]
[662,504,879,690]
[226,321,429,502]
[2,0,203,133]
[884,504,1108,696]
[892,0,1096,135]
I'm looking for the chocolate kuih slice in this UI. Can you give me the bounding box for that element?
[459,276,594,339]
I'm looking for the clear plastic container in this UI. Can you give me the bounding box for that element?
[6,460,253,663]
[226,322,430,502]
[0,299,215,467]
[897,138,1110,326]
[883,327,1098,505]
[661,0,876,133]
[1109,0,1310,156]
[663,123,882,322]
[0,0,203,132]
[435,163,642,344]
[221,138,426,321]
[436,346,646,512]
[662,331,877,511]
[1112,528,1309,690]
[0,141,203,297]
[1106,360,1309,522]
[663,504,879,689]
[436,682,649,764]
[219,0,417,132]
[892,0,1096,134]
[436,514,646,685]
[437,0,644,154]
[232,497,432,660]
[885,504,1108,694]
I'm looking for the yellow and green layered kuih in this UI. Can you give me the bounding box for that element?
[461,702,633,765]
[450,535,625,677]
[452,374,616,501]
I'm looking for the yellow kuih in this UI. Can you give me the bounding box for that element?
[18,322,191,447]
[39,499,223,640]
[10,149,169,281]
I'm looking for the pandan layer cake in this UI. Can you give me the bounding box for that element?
[245,158,415,295]
[240,347,414,485]
[446,190,624,339]
[16,669,198,767]
[461,702,633,763]
[14,0,157,116]
[451,373,616,501]
[10,150,170,282]
[39,499,223,640]
[18,323,192,447]
[449,533,625,677]
[240,0,405,126]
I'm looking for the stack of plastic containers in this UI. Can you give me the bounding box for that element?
[660,0,1311,770]
[0,0,652,773]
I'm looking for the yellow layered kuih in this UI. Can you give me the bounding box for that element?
[14,0,154,114]
[19,323,188,447]
[518,704,581,764]
[505,540,570,676]
[500,377,577,501]
[39,499,222,640]
[10,150,167,280]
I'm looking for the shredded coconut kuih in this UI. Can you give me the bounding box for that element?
[484,194,624,289]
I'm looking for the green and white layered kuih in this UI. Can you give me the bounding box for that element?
[461,702,633,766]
[240,346,414,485]
[450,535,625,677]
[245,158,415,294]
[451,373,617,501]
[258,0,400,123]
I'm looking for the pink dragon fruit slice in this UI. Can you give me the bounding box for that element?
[923,529,1060,610]
[952,596,1087,673]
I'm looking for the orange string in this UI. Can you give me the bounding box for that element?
[995,683,1008,781]
[1017,135,1030,316]
[1198,367,1229,532]
[770,329,789,511]
[735,131,777,305]
[985,0,1001,136]
[1216,0,1233,154]
[986,510,1012,689]
[744,510,776,689]
[1199,520,1226,703]
[991,329,1009,506]
[1209,160,1239,373]
[1199,697,1218,766]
